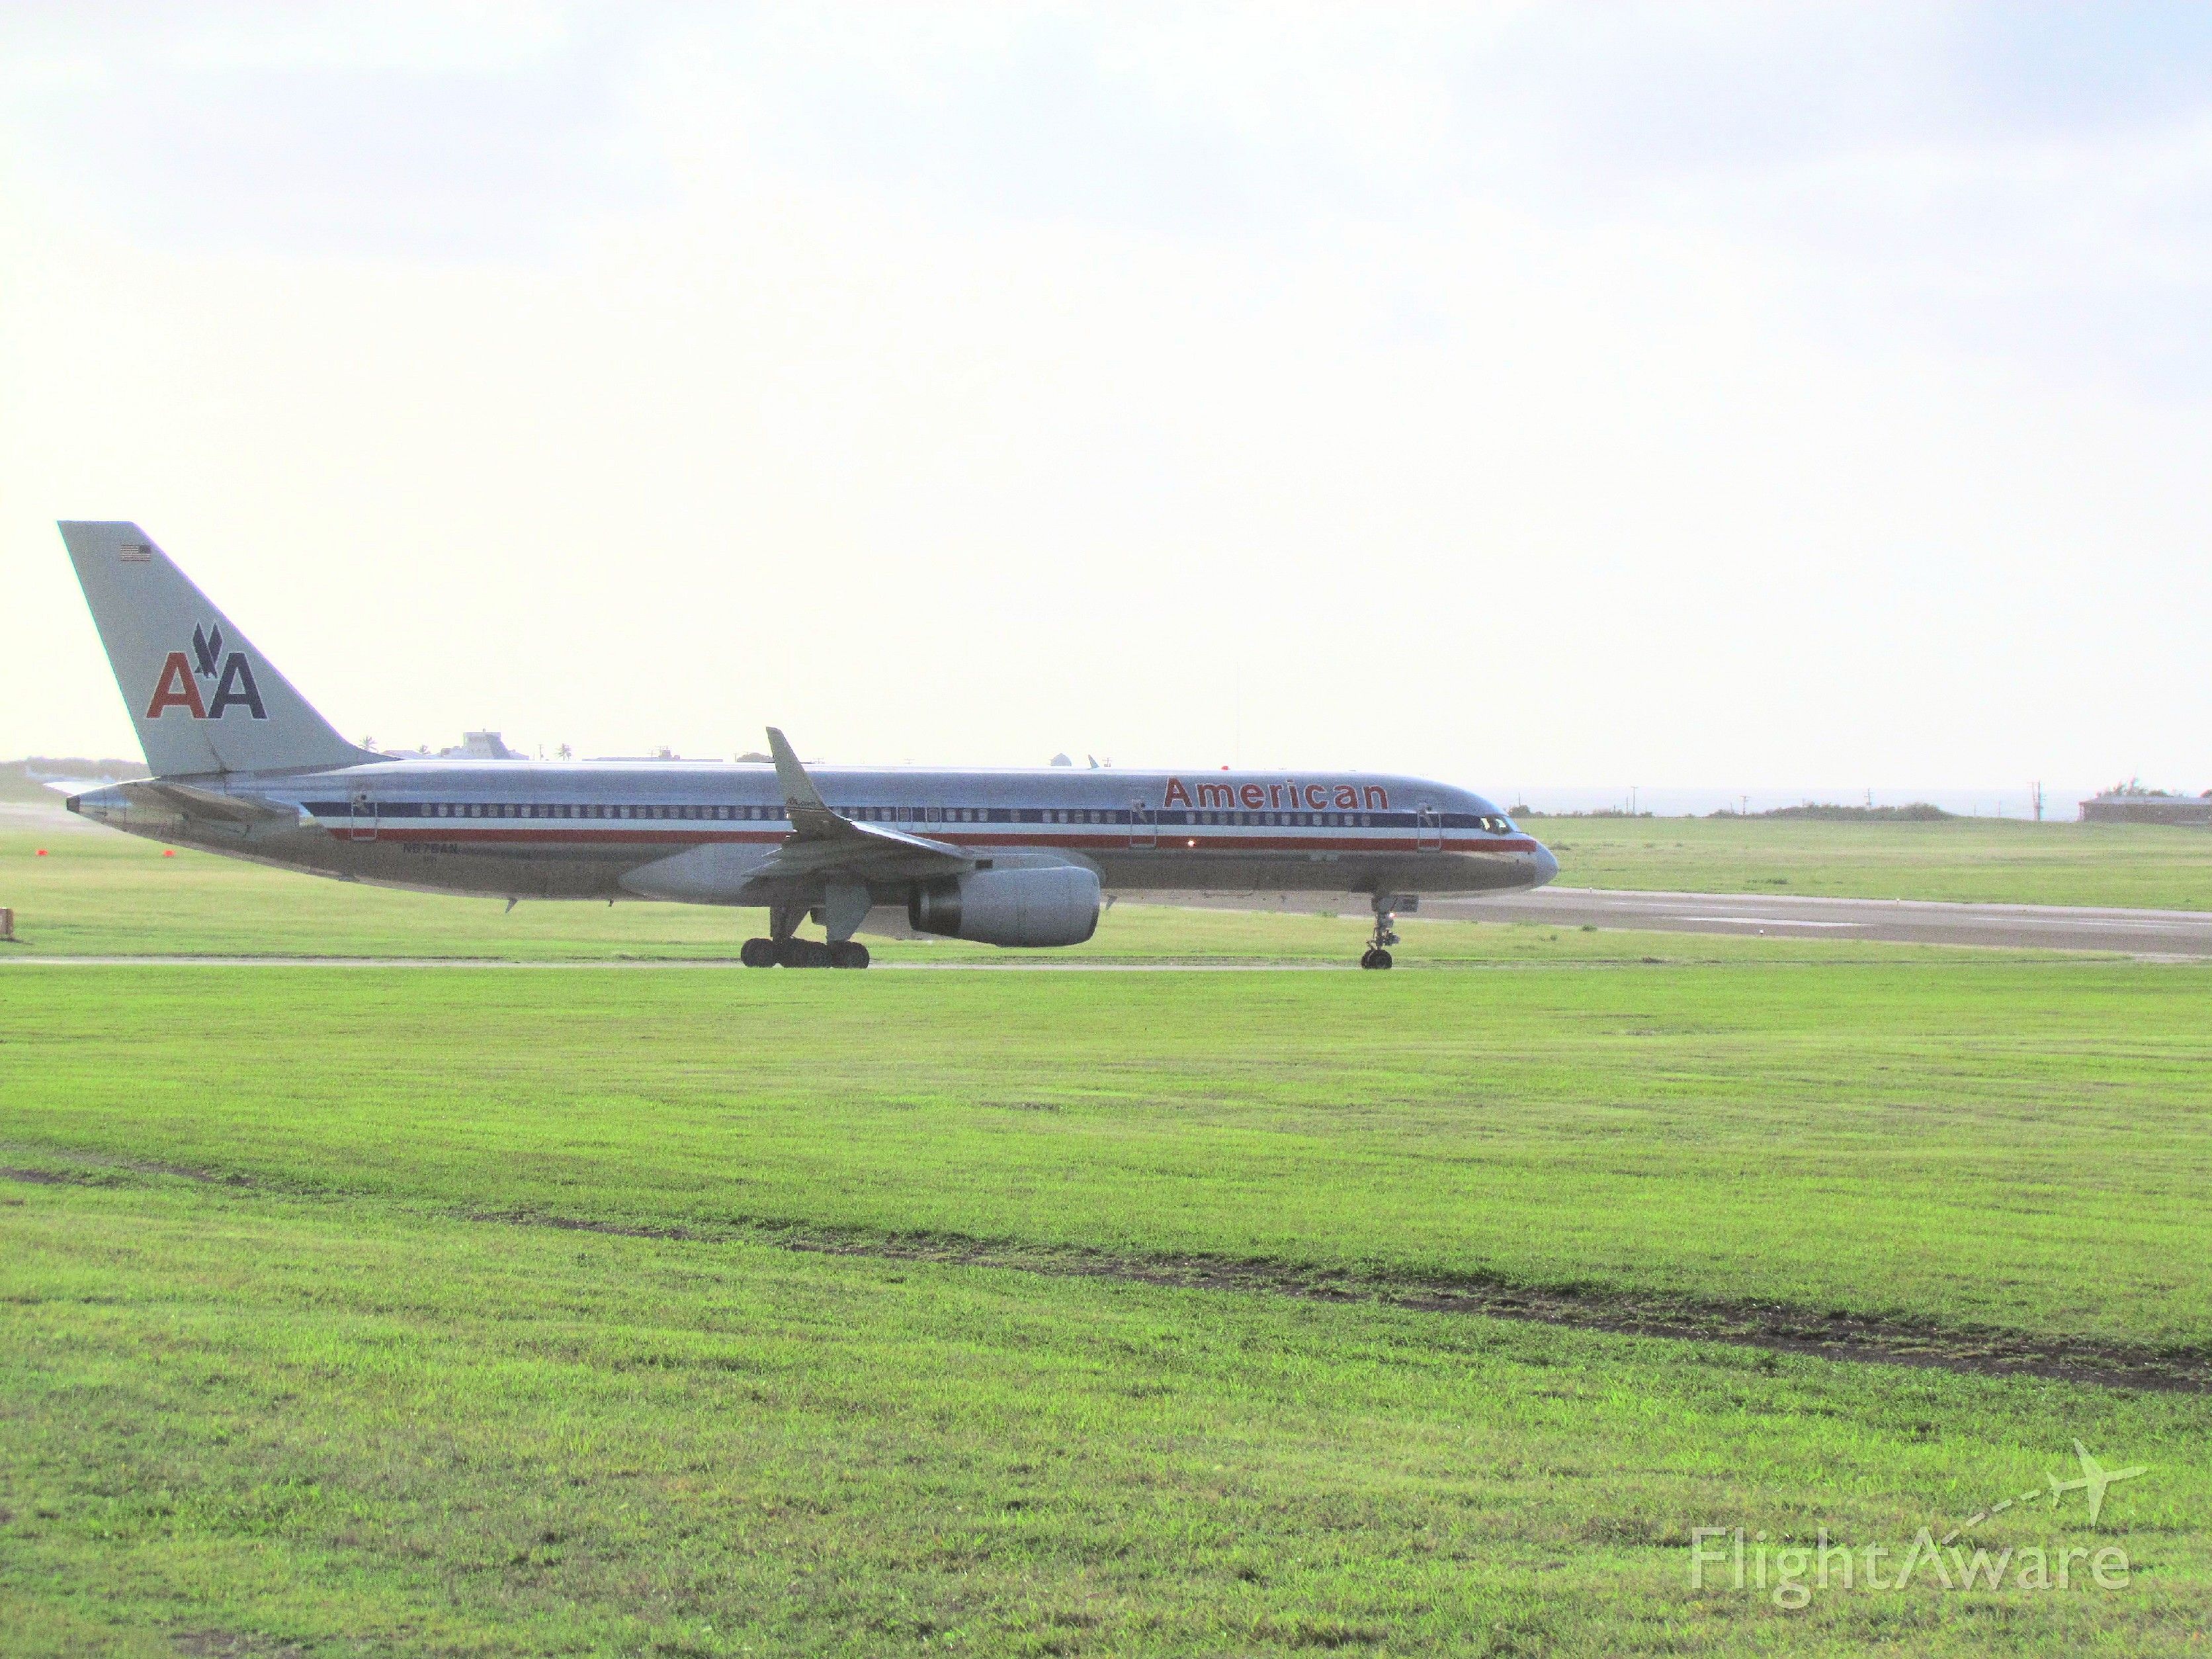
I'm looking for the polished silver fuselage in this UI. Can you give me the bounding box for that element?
[69,759,1558,911]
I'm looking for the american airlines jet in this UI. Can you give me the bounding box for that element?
[56,523,1557,968]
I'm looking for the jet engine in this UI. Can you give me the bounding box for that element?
[908,865,1100,947]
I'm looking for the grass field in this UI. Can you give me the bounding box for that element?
[1528,815,2212,910]
[5,963,2211,1653]
[5,803,2212,1652]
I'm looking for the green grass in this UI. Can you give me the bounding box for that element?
[5,810,2212,1652]
[5,1177,2206,1656]
[5,963,2212,1652]
[1529,816,2212,910]
[5,965,2206,1351]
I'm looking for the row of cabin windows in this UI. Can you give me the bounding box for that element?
[335,802,1513,833]
[372,802,1391,828]
[415,802,775,820]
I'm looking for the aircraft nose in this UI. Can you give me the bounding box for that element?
[1531,840,1559,888]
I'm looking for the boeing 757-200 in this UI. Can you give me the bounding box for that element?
[56,522,1557,968]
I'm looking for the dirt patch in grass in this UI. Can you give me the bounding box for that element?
[9,1158,2206,1394]
[759,1224,2212,1395]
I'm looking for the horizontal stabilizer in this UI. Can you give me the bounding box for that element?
[117,779,315,828]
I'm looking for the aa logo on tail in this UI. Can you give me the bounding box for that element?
[145,623,267,721]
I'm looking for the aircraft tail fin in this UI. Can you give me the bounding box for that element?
[58,522,375,778]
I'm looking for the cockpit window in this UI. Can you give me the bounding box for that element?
[1476,814,1515,834]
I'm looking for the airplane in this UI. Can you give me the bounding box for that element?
[54,522,1558,968]
[2046,1441,2147,1525]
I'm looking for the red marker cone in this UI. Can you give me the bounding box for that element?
[163,849,177,857]
[35,849,48,857]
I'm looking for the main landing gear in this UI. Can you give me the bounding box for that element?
[1360,894,1408,970]
[741,937,869,969]
[744,896,870,968]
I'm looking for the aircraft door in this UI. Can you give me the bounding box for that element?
[1130,798,1156,851]
[1416,803,1443,852]
[349,789,378,843]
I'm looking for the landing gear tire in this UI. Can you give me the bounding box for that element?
[775,937,831,968]
[1363,898,1403,969]
[829,941,871,970]
[741,937,777,968]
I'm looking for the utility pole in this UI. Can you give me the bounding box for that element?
[2031,781,2044,822]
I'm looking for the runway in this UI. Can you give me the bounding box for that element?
[5,893,2210,968]
[1147,887,2212,957]
[0,955,1347,971]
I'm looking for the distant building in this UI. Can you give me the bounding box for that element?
[447,731,520,760]
[2080,789,2212,826]
[366,731,527,761]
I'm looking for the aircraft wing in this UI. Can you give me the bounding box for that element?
[749,726,972,881]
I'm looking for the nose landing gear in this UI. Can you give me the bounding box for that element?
[1360,893,1410,969]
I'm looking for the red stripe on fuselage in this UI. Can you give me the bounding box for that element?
[325,826,1537,855]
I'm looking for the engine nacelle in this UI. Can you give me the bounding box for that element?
[908,865,1100,947]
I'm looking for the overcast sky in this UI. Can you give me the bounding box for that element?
[5,3,2208,800]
